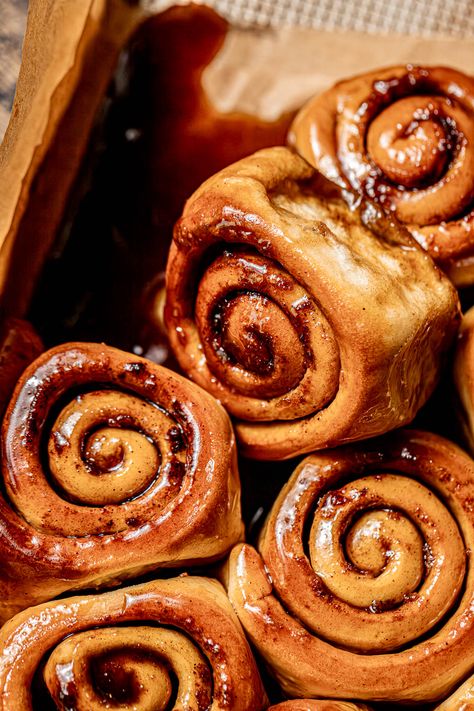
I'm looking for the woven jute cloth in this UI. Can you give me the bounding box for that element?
[1,0,474,137]
[145,0,474,35]
[0,0,27,137]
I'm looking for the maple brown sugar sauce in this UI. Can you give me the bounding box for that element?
[29,5,292,360]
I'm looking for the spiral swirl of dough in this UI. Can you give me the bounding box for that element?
[0,576,267,710]
[193,248,339,422]
[0,342,242,621]
[165,147,459,459]
[226,431,474,703]
[290,65,474,285]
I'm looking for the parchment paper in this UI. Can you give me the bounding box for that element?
[203,25,474,121]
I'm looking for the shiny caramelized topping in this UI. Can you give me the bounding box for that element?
[44,630,206,711]
[195,249,339,410]
[227,431,474,703]
[0,577,268,710]
[290,65,474,283]
[0,342,242,622]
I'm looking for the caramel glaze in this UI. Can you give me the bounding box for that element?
[0,317,42,415]
[165,146,460,459]
[289,65,474,286]
[0,342,243,622]
[0,576,268,710]
[226,430,474,704]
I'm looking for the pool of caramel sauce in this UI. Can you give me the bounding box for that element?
[28,3,295,524]
[29,6,291,354]
[26,6,466,708]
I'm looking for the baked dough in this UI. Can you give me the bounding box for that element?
[0,575,267,710]
[290,65,474,286]
[165,146,459,458]
[0,342,242,621]
[226,431,474,702]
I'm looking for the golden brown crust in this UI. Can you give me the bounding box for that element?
[0,575,268,710]
[165,146,460,459]
[0,342,243,622]
[289,65,474,286]
[226,430,474,702]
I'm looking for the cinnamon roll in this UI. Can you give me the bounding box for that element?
[0,342,242,622]
[165,147,459,459]
[226,430,474,703]
[289,65,474,286]
[0,575,267,710]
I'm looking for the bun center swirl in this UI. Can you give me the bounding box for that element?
[366,96,451,189]
[310,476,436,610]
[359,94,474,226]
[6,375,187,537]
[194,250,340,420]
[49,391,180,507]
[259,437,467,652]
[212,291,305,392]
[44,627,211,711]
